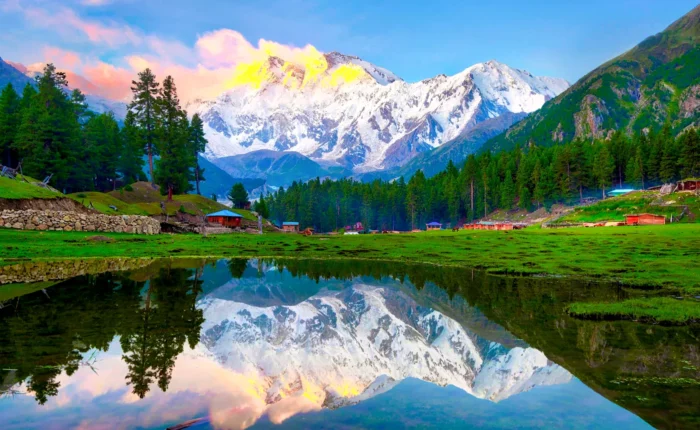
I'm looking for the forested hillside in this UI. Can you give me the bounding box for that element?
[264,126,699,231]
[482,5,700,153]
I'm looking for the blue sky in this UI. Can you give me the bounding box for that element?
[0,0,697,100]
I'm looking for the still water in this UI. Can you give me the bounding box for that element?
[0,258,697,429]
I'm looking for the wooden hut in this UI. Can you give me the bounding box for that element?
[625,213,666,226]
[677,179,700,191]
[426,222,442,231]
[282,222,300,233]
[206,210,243,228]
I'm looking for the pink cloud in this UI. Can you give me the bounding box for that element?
[43,46,83,69]
[82,62,133,100]
[6,3,346,104]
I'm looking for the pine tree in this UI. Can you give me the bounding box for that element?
[406,170,426,229]
[659,135,677,183]
[593,144,614,198]
[228,183,249,209]
[129,69,160,185]
[14,64,81,191]
[0,83,20,166]
[188,113,207,195]
[625,147,645,189]
[679,129,700,178]
[84,113,122,191]
[462,154,477,221]
[119,110,146,184]
[154,76,191,198]
[253,196,270,219]
[500,169,515,210]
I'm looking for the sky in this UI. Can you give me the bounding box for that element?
[0,0,697,102]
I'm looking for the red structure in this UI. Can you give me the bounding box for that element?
[206,210,243,228]
[463,222,526,231]
[677,179,700,191]
[625,214,666,226]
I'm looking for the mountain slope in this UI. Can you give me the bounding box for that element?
[211,149,350,187]
[380,112,527,180]
[0,57,33,92]
[482,4,700,153]
[189,54,568,177]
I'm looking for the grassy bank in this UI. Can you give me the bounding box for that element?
[1,224,698,287]
[0,176,62,199]
[2,224,698,323]
[567,298,700,325]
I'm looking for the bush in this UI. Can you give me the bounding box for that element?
[76,193,87,199]
[124,184,134,192]
[178,204,186,213]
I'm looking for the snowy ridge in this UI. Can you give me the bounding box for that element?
[189,54,568,173]
[196,283,572,411]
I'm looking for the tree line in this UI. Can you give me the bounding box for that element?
[0,64,207,196]
[263,126,699,231]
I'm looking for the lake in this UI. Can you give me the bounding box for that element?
[0,258,697,429]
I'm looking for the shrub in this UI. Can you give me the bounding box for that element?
[178,204,187,213]
[76,193,87,199]
[124,184,134,192]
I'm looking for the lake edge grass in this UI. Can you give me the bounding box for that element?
[1,224,699,324]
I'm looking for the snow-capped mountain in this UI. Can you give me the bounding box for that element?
[197,283,572,410]
[189,53,569,175]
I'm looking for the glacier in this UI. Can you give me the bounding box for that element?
[188,52,569,174]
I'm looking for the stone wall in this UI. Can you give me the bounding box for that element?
[0,258,157,285]
[0,210,161,234]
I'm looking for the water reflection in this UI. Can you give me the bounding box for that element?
[0,258,696,428]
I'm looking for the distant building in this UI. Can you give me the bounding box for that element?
[344,222,364,232]
[426,222,442,231]
[625,214,666,226]
[463,222,526,231]
[678,179,700,191]
[282,222,300,232]
[206,210,243,228]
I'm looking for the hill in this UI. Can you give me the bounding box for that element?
[482,4,700,152]
[554,190,699,225]
[0,176,255,220]
[101,182,258,220]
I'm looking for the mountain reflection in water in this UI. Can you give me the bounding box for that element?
[1,258,691,429]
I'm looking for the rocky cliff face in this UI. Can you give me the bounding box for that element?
[197,282,572,410]
[188,54,568,174]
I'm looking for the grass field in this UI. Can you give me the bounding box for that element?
[1,224,698,291]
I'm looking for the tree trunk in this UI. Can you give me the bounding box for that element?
[168,184,173,201]
[195,160,201,195]
[470,179,474,221]
[147,145,154,186]
[579,185,583,204]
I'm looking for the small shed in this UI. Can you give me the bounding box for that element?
[426,222,442,231]
[678,179,700,191]
[282,222,300,233]
[206,210,243,228]
[625,213,666,226]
